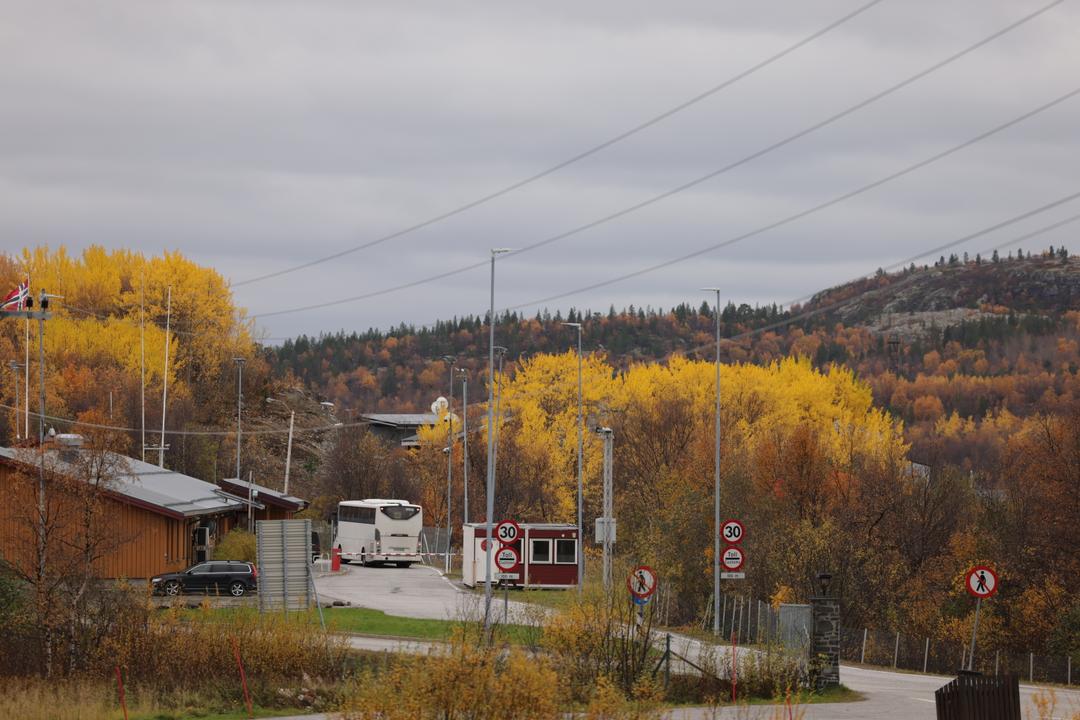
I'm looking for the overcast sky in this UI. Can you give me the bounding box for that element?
[2,0,1079,341]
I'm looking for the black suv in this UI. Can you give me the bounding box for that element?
[151,561,258,597]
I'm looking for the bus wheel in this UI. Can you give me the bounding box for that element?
[395,562,412,569]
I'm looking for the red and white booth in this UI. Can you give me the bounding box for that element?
[462,522,579,589]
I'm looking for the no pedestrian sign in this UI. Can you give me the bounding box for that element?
[965,565,998,599]
[627,565,657,601]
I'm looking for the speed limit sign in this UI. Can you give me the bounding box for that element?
[495,520,521,545]
[721,520,745,544]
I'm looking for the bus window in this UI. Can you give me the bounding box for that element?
[380,506,420,521]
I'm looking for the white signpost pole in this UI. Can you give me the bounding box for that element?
[968,597,981,672]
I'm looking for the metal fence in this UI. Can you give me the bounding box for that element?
[701,594,810,653]
[840,626,1077,685]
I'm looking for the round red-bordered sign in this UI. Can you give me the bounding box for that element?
[965,565,998,599]
[721,519,745,545]
[495,546,520,571]
[721,546,745,571]
[495,520,521,546]
[627,565,658,600]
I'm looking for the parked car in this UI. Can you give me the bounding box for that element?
[151,560,258,597]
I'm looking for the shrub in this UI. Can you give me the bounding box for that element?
[212,529,257,563]
[340,635,559,719]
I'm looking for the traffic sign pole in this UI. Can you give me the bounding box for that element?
[968,597,981,672]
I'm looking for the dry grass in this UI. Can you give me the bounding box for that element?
[1031,689,1080,719]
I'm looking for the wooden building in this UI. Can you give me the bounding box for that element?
[0,439,247,579]
[218,477,308,521]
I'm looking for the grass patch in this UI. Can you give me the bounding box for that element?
[180,604,539,645]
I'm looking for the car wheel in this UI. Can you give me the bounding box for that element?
[229,581,246,597]
[163,580,181,596]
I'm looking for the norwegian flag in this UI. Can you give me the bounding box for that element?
[1,279,29,312]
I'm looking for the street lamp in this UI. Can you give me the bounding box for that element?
[265,397,295,495]
[491,346,508,482]
[561,321,584,593]
[484,248,511,633]
[442,355,456,575]
[702,287,723,636]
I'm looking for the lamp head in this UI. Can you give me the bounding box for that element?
[817,571,833,595]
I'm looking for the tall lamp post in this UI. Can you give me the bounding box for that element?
[457,367,469,524]
[702,288,723,636]
[484,248,511,632]
[442,355,456,574]
[561,321,584,593]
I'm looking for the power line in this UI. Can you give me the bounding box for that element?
[508,83,1080,309]
[15,209,1078,439]
[0,403,369,437]
[233,0,888,288]
[250,1,1062,320]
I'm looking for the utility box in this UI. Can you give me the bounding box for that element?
[462,523,579,589]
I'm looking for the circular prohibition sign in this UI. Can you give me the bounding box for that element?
[495,520,521,546]
[495,546,520,571]
[721,519,745,544]
[965,565,999,599]
[627,565,658,601]
[721,546,745,572]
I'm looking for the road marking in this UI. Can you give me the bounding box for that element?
[911,698,934,703]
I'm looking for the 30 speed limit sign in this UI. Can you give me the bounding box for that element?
[495,520,521,545]
[721,520,745,544]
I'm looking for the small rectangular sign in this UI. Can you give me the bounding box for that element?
[720,572,746,580]
[494,573,519,580]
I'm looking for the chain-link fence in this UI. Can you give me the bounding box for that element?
[840,626,1077,685]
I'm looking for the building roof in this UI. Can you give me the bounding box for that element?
[0,446,244,520]
[219,477,307,512]
[361,413,439,428]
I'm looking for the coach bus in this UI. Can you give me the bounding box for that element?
[333,499,423,567]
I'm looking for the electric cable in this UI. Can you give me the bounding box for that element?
[250,1,1062,320]
[234,0,889,288]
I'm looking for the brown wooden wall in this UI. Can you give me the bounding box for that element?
[0,463,233,580]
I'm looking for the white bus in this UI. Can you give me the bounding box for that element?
[333,499,423,567]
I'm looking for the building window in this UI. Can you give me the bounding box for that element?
[530,538,552,564]
[554,538,577,564]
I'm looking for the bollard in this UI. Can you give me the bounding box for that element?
[331,546,341,572]
[1067,655,1071,685]
[1030,652,1034,683]
[861,628,867,664]
[893,632,900,668]
[923,637,929,673]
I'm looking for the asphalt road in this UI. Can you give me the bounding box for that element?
[313,561,542,623]
[312,564,1080,718]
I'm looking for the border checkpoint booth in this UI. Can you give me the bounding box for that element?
[462,522,579,589]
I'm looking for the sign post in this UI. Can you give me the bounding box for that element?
[964,565,999,671]
[494,525,521,623]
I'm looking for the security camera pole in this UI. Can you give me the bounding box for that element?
[596,426,614,590]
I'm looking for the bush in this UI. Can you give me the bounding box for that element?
[212,529,257,563]
[340,634,559,719]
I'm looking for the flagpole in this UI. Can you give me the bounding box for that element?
[24,274,30,439]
